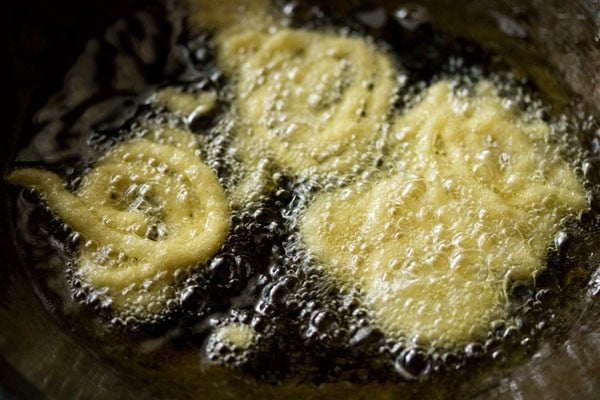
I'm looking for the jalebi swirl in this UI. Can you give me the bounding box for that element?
[220,28,397,177]
[300,81,588,344]
[8,126,230,312]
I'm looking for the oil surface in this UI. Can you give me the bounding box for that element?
[5,1,600,399]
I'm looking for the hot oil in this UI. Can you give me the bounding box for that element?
[6,0,600,398]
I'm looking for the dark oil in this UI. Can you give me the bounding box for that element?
[5,1,600,399]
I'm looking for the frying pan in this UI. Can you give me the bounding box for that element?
[1,0,599,398]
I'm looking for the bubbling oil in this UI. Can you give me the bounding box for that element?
[6,0,600,398]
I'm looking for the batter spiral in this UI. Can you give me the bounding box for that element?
[221,29,398,177]
[300,81,588,344]
[8,126,230,312]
